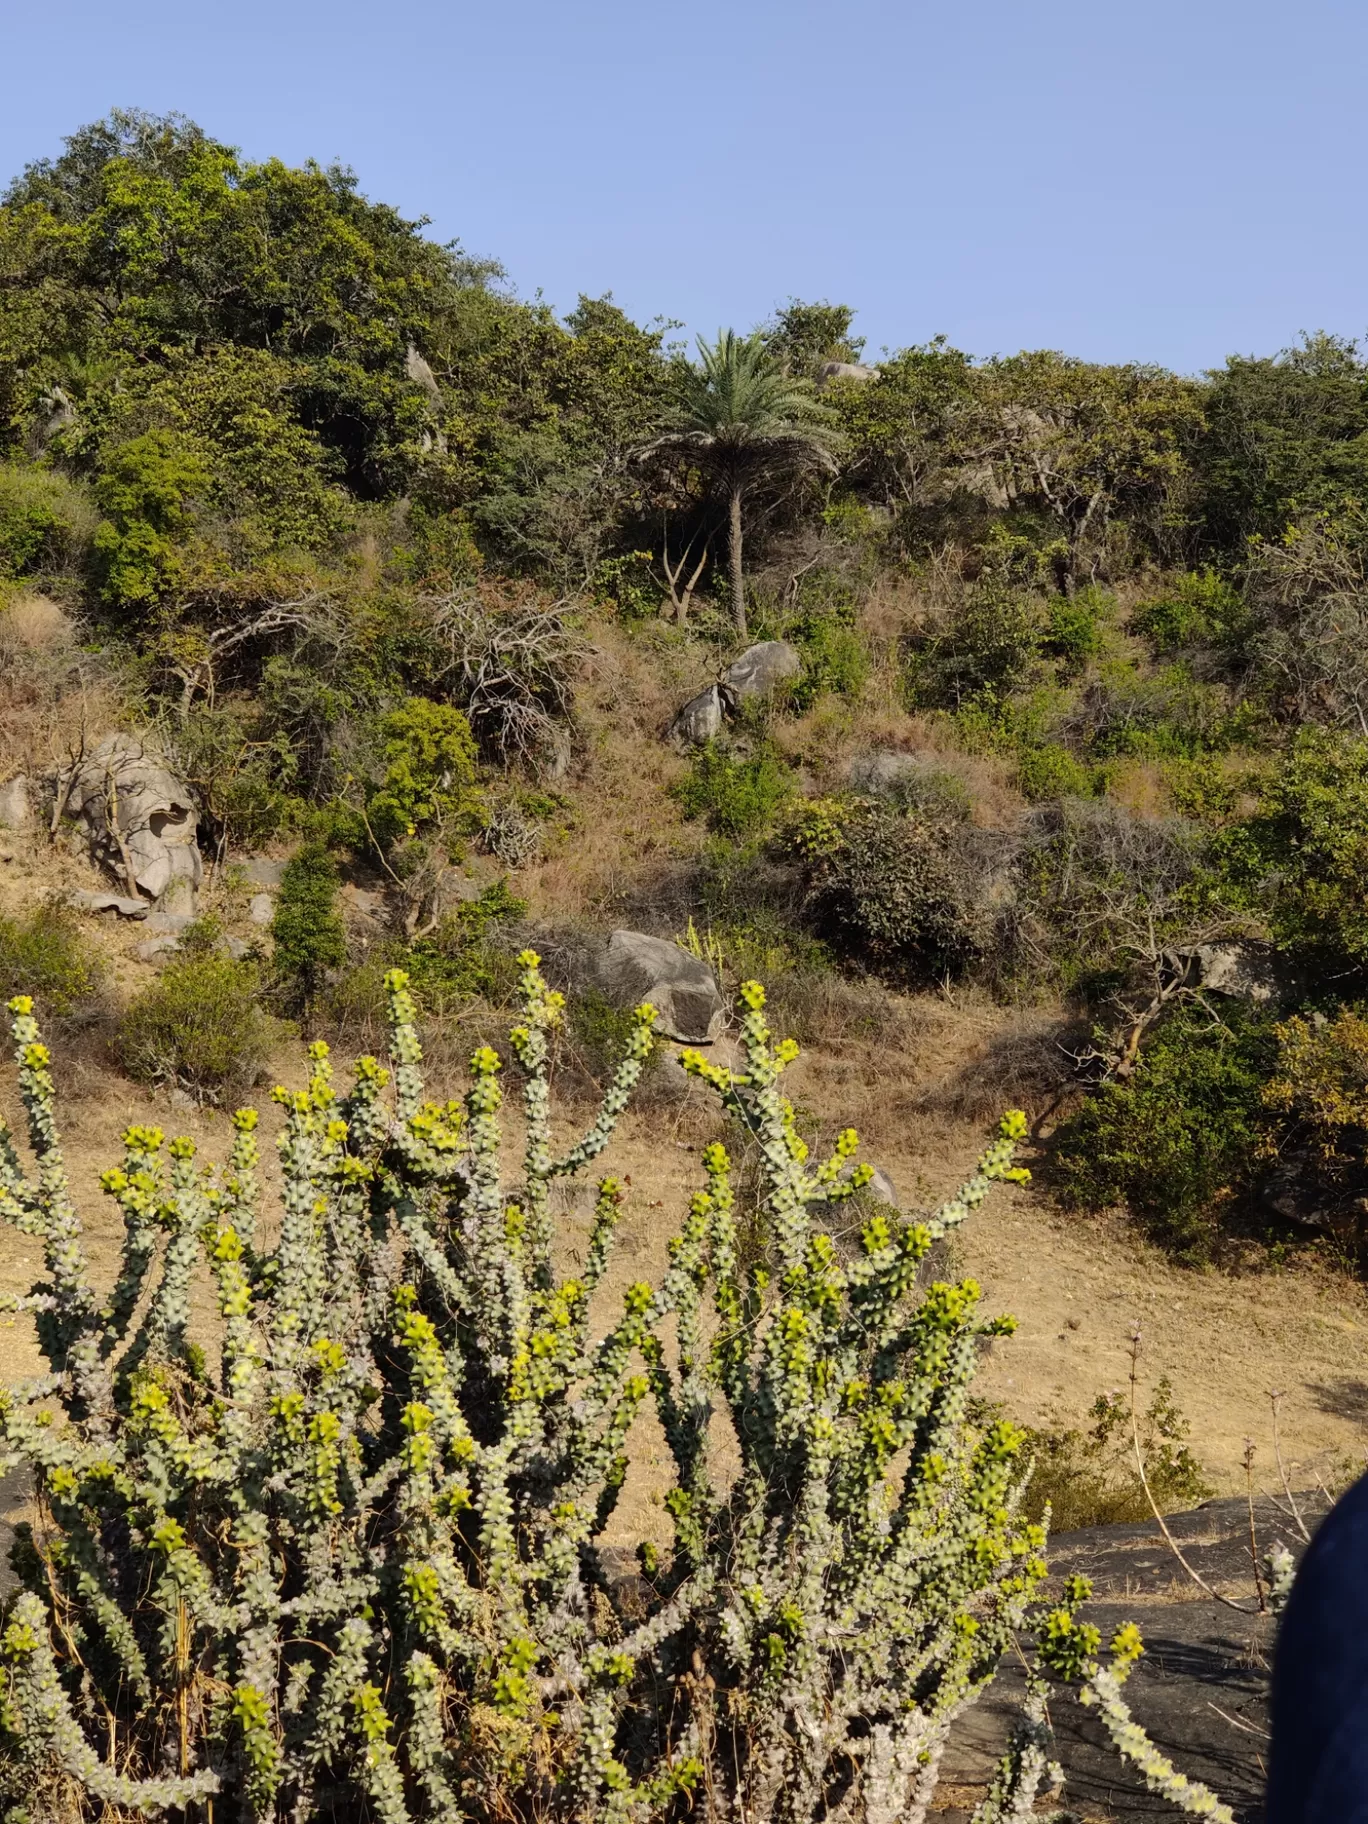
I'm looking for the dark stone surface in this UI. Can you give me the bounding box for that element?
[941,1496,1326,1820]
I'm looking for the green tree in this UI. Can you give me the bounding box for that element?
[646,331,841,637]
[270,844,347,1012]
[1197,332,1368,553]
[761,299,864,376]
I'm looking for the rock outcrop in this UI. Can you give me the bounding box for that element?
[594,931,725,1043]
[66,734,202,910]
[721,640,801,704]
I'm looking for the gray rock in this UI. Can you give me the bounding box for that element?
[1193,940,1280,1004]
[143,911,192,935]
[242,858,289,889]
[66,733,201,908]
[135,937,181,963]
[0,775,31,829]
[668,684,728,747]
[595,931,725,1043]
[68,890,148,919]
[816,361,878,387]
[225,935,250,961]
[867,1165,900,1207]
[248,894,275,927]
[721,641,801,704]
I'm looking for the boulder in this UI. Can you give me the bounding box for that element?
[248,894,275,927]
[68,890,148,919]
[866,1165,900,1207]
[721,641,801,704]
[135,936,182,964]
[0,775,31,830]
[1165,941,1281,1005]
[594,931,725,1043]
[816,361,878,387]
[242,858,289,889]
[66,734,202,907]
[668,684,729,747]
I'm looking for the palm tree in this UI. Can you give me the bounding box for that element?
[648,331,842,637]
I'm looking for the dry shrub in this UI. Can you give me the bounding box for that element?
[913,1013,1080,1124]
[0,592,76,657]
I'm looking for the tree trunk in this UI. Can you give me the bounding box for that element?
[727,483,747,638]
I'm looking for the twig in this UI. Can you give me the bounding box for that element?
[1127,1332,1259,1615]
[1269,1389,1312,1543]
[1206,1702,1270,1741]
[1244,1440,1267,1613]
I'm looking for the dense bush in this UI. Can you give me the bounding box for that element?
[0,461,97,580]
[786,799,985,981]
[1052,1005,1279,1258]
[0,904,102,1014]
[270,845,348,1012]
[116,921,285,1099]
[1020,1379,1212,1532]
[0,970,1227,1823]
[674,740,794,837]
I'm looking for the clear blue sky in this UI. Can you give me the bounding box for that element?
[3,0,1365,375]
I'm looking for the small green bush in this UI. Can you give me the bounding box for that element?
[674,740,795,836]
[1052,1005,1279,1259]
[1016,744,1099,802]
[116,922,285,1100]
[1043,586,1109,668]
[1133,568,1247,652]
[363,698,483,852]
[271,845,348,1012]
[1020,1379,1213,1532]
[405,880,526,1012]
[788,615,870,711]
[904,580,1044,711]
[0,461,98,580]
[786,799,983,981]
[0,905,102,1014]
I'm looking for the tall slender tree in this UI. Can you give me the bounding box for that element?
[647,330,841,637]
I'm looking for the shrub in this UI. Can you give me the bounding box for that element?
[1020,1379,1212,1532]
[1043,585,1109,667]
[1132,569,1246,652]
[1262,1006,1368,1187]
[364,698,483,852]
[116,922,285,1100]
[674,740,795,836]
[404,880,527,1011]
[1016,743,1099,802]
[1216,728,1368,973]
[786,799,985,981]
[0,972,1231,1824]
[904,579,1044,710]
[1052,1004,1279,1258]
[0,461,97,580]
[0,904,102,1014]
[271,845,348,1012]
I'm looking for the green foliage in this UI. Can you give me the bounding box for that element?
[1020,1379,1212,1531]
[363,699,482,851]
[1016,744,1100,802]
[1215,728,1368,971]
[404,880,526,1010]
[115,921,284,1099]
[785,799,984,981]
[905,577,1044,711]
[1199,332,1368,551]
[1262,1005,1368,1187]
[1132,568,1247,652]
[270,845,347,1012]
[0,904,102,1013]
[92,430,210,607]
[674,740,795,836]
[0,968,1076,1824]
[0,461,97,579]
[761,299,865,376]
[1043,586,1109,667]
[785,596,870,711]
[1052,1005,1279,1258]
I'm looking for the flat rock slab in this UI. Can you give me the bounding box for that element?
[68,890,148,918]
[943,1497,1326,1821]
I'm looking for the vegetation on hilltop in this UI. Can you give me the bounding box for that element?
[7,109,1368,1263]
